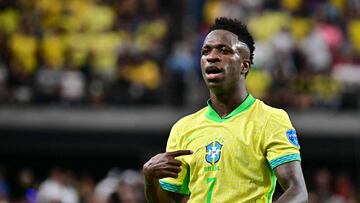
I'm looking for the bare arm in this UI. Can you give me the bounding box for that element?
[274,161,308,203]
[143,150,192,203]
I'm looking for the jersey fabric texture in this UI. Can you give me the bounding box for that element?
[159,94,301,203]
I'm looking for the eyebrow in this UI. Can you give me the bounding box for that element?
[202,44,231,49]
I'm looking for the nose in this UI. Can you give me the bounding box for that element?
[206,49,221,63]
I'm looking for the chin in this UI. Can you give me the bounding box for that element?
[207,84,226,94]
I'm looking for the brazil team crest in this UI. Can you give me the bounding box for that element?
[286,129,300,147]
[205,141,223,165]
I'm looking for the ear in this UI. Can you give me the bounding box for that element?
[241,59,251,75]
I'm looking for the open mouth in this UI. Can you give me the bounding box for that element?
[205,66,224,81]
[205,66,223,74]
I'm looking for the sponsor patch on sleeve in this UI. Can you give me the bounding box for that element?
[286,129,300,147]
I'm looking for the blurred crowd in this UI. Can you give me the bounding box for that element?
[307,168,359,203]
[0,166,145,203]
[0,0,360,109]
[0,166,359,203]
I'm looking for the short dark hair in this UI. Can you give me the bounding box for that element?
[209,17,255,64]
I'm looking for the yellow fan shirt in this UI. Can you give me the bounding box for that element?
[160,95,301,203]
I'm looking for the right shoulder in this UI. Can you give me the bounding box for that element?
[167,107,207,149]
[171,106,208,133]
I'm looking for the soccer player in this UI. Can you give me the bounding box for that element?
[143,17,308,203]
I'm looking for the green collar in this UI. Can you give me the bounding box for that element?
[206,94,256,123]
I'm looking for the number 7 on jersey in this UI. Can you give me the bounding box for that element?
[206,177,217,203]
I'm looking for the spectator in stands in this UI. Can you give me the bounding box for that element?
[13,168,37,203]
[333,172,357,203]
[37,168,79,203]
[59,61,85,105]
[78,174,96,203]
[0,167,9,203]
[308,168,353,203]
[94,168,122,203]
[108,170,145,203]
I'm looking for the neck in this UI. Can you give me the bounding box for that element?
[209,84,248,118]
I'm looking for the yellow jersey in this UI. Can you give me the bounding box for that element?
[159,95,301,203]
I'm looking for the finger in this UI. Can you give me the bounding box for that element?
[159,171,179,179]
[164,165,182,173]
[167,159,182,166]
[167,150,193,157]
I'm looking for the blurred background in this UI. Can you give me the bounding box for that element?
[0,0,359,202]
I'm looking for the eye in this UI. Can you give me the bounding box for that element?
[220,47,231,54]
[201,49,210,55]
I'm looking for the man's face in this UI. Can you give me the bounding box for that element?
[200,30,250,93]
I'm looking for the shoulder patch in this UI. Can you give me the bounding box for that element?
[286,129,300,147]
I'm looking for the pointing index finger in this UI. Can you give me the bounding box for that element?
[167,150,193,157]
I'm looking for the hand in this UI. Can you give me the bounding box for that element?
[143,150,193,182]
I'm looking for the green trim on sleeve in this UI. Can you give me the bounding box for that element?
[159,180,190,195]
[267,169,277,203]
[181,165,190,193]
[206,94,256,123]
[159,180,181,193]
[269,153,301,169]
[159,166,190,195]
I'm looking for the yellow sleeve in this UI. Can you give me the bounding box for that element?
[159,121,190,195]
[264,109,301,170]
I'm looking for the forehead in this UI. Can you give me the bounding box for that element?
[203,29,239,47]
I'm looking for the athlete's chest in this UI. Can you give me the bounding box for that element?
[180,119,265,170]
